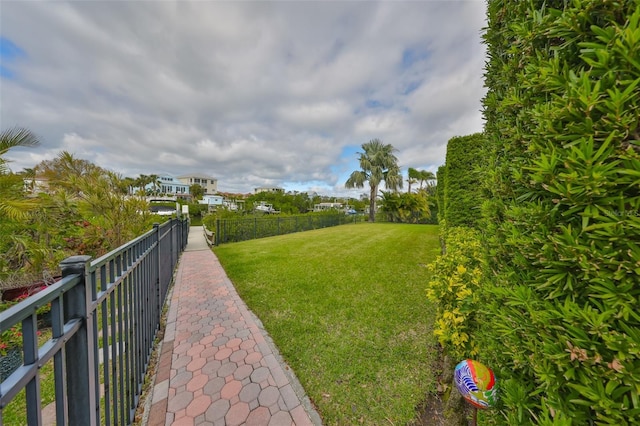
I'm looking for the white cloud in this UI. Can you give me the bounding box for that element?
[1,0,487,195]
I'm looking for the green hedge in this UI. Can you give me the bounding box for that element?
[212,213,363,245]
[442,133,486,229]
[481,1,640,424]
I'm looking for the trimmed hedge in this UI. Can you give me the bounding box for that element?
[481,1,640,424]
[443,133,486,229]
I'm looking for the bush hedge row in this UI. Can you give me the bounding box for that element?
[442,133,486,229]
[479,1,640,424]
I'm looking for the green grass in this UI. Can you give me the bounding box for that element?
[213,222,441,425]
[2,329,56,426]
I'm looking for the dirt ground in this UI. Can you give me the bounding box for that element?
[412,394,446,426]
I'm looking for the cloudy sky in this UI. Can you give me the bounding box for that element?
[1,0,487,196]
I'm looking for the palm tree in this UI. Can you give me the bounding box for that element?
[345,139,402,222]
[134,174,149,195]
[0,127,40,220]
[119,176,136,195]
[407,167,420,193]
[149,174,161,196]
[1,127,40,173]
[419,170,436,190]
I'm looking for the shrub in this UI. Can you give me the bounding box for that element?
[426,227,486,359]
[442,133,486,229]
[481,1,640,423]
[378,190,431,223]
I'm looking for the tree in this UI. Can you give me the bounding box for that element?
[407,167,420,193]
[0,127,44,278]
[117,176,136,195]
[73,169,153,249]
[379,191,430,223]
[149,174,160,195]
[35,151,106,196]
[418,170,435,190]
[0,127,40,220]
[134,174,151,195]
[345,139,402,222]
[190,184,204,200]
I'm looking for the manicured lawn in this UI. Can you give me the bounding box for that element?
[214,222,441,425]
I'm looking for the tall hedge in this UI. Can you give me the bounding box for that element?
[443,133,486,228]
[481,1,640,424]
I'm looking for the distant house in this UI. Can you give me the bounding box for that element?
[177,174,218,195]
[254,186,284,194]
[313,202,343,212]
[199,194,224,211]
[146,175,190,198]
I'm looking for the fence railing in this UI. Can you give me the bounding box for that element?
[0,217,189,425]
[213,213,363,245]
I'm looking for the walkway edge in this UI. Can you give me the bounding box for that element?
[140,226,323,425]
[137,279,176,426]
[237,288,323,426]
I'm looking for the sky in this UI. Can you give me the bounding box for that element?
[1,0,487,197]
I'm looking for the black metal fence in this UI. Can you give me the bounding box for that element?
[0,218,189,425]
[213,213,363,245]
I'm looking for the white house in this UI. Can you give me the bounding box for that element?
[199,194,224,212]
[254,186,284,194]
[177,174,218,195]
[313,202,344,212]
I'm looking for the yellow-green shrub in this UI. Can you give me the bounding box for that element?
[426,227,486,359]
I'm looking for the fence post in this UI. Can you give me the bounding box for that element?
[60,255,97,426]
[182,218,188,250]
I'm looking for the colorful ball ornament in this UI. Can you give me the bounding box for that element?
[454,359,498,409]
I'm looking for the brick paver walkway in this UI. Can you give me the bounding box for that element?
[144,227,321,426]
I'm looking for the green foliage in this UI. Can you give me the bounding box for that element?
[426,227,486,359]
[422,184,439,225]
[481,1,640,423]
[247,190,313,214]
[407,167,419,193]
[378,190,432,223]
[189,184,204,200]
[442,133,486,229]
[213,212,362,244]
[73,170,155,250]
[1,144,157,283]
[0,127,39,175]
[345,139,403,222]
